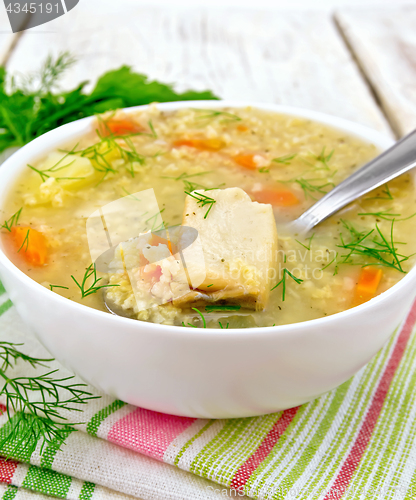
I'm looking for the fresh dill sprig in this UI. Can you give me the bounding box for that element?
[291,177,335,200]
[259,153,297,173]
[186,179,209,192]
[295,233,315,251]
[182,308,207,328]
[62,116,152,182]
[148,120,157,138]
[181,311,234,329]
[337,219,412,273]
[205,305,241,312]
[163,172,223,194]
[185,191,216,219]
[162,171,225,195]
[339,219,364,241]
[358,209,416,222]
[15,52,77,95]
[358,209,400,221]
[49,284,69,291]
[65,129,146,181]
[71,264,119,299]
[193,308,206,327]
[271,268,303,301]
[121,187,140,200]
[182,179,209,192]
[145,208,166,231]
[366,184,393,201]
[0,342,52,370]
[36,52,76,94]
[192,109,241,123]
[219,321,229,329]
[1,208,22,232]
[321,252,338,271]
[312,147,334,169]
[272,153,297,165]
[17,229,30,253]
[27,145,83,183]
[0,341,99,456]
[27,164,50,182]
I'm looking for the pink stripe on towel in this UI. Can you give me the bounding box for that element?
[108,407,196,460]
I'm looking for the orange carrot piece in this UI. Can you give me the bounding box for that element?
[354,266,383,305]
[237,124,249,132]
[173,138,225,151]
[233,154,258,170]
[357,266,383,294]
[11,227,48,266]
[252,188,299,207]
[99,119,144,137]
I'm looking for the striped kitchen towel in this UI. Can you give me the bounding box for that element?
[0,278,416,500]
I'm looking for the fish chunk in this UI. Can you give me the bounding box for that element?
[176,187,278,310]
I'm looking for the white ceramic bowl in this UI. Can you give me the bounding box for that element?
[0,101,411,419]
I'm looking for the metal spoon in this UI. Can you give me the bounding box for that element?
[103,290,256,322]
[103,290,135,318]
[291,128,416,234]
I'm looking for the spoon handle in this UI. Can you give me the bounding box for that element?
[293,129,416,233]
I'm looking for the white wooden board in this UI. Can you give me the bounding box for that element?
[336,6,416,137]
[6,4,392,135]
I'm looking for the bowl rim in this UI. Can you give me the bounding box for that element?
[0,99,410,337]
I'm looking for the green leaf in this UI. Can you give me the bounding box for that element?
[0,55,218,154]
[90,66,218,106]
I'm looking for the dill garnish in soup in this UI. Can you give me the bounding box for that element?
[2,106,416,329]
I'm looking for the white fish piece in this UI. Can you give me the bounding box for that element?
[176,187,278,311]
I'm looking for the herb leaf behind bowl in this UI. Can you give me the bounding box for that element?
[0,52,219,154]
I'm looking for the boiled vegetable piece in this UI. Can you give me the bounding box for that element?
[354,266,383,305]
[233,154,258,170]
[252,187,299,207]
[99,118,144,137]
[173,138,225,151]
[11,227,48,266]
[177,187,278,310]
[236,124,249,132]
[37,152,96,190]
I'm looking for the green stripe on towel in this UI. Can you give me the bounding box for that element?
[87,400,126,437]
[0,300,12,317]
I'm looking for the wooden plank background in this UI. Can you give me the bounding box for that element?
[3,4,393,136]
[336,6,416,137]
[2,3,416,137]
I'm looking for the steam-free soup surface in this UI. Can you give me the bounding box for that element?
[2,106,416,328]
